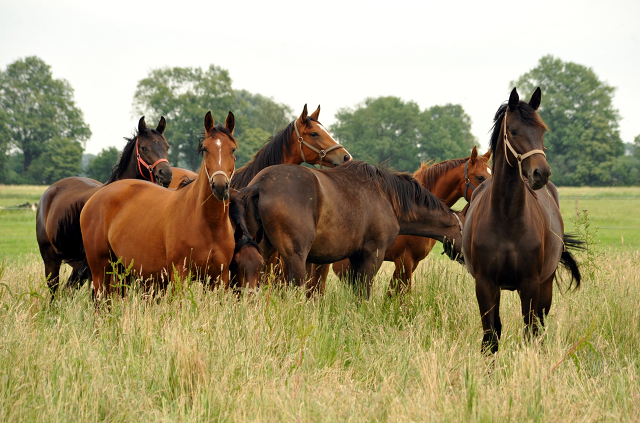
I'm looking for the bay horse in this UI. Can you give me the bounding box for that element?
[81,112,237,297]
[238,160,464,299]
[36,117,172,294]
[462,88,581,354]
[333,147,492,295]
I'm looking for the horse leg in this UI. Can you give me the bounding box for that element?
[536,272,555,331]
[476,278,501,354]
[349,252,385,300]
[39,243,62,296]
[332,259,351,281]
[68,258,91,290]
[388,251,413,296]
[283,254,308,288]
[519,280,541,342]
[306,263,329,296]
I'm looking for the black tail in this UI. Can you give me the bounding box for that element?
[559,233,583,290]
[235,186,264,244]
[229,191,261,254]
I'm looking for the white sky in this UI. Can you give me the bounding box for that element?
[1,0,639,155]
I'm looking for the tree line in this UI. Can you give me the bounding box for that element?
[1,55,637,185]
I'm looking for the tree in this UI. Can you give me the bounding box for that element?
[27,136,84,184]
[0,56,91,183]
[512,55,623,186]
[330,96,478,172]
[86,146,119,183]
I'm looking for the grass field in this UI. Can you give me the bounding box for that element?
[0,184,638,421]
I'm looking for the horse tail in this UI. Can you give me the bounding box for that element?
[559,233,583,290]
[229,191,262,253]
[236,186,264,243]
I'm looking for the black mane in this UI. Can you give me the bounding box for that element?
[489,102,548,159]
[106,126,165,185]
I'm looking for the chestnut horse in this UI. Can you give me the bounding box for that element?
[333,147,492,294]
[238,160,464,298]
[36,117,172,294]
[462,88,581,354]
[81,112,237,297]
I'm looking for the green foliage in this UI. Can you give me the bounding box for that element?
[330,96,478,172]
[512,55,623,186]
[570,210,602,280]
[234,127,271,168]
[0,56,91,184]
[26,136,83,185]
[86,146,119,183]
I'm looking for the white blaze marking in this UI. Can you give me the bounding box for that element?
[317,124,331,137]
[487,167,492,175]
[215,138,222,167]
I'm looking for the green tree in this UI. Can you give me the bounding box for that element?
[331,96,477,172]
[86,146,119,183]
[0,56,91,183]
[27,136,84,184]
[512,55,623,186]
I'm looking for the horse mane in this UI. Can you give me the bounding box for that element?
[106,126,165,185]
[339,160,448,220]
[230,117,319,190]
[197,124,237,155]
[489,102,548,158]
[413,158,469,190]
[176,176,194,190]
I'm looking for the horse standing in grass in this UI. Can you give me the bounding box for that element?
[81,112,237,297]
[333,147,492,295]
[239,160,464,298]
[462,88,581,354]
[36,117,172,294]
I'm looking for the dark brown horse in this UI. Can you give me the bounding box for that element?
[333,147,492,294]
[81,112,237,297]
[239,160,464,298]
[462,88,581,354]
[36,117,172,294]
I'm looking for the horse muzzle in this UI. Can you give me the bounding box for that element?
[211,178,230,201]
[154,163,173,188]
[529,163,551,190]
[325,149,352,168]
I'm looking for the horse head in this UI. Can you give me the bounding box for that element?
[200,111,237,201]
[295,104,352,167]
[504,87,550,190]
[462,146,492,201]
[136,116,173,187]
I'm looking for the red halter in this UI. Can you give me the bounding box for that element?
[136,137,169,184]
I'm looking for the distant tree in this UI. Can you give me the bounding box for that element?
[86,146,119,183]
[331,96,478,172]
[234,127,271,168]
[0,56,91,183]
[512,55,623,186]
[27,136,84,184]
[635,134,640,159]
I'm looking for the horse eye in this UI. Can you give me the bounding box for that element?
[141,146,147,151]
[232,147,237,154]
[310,132,319,137]
[510,130,517,136]
[477,176,485,182]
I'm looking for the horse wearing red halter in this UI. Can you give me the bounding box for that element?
[462,88,581,354]
[333,147,492,294]
[81,112,237,298]
[36,117,172,295]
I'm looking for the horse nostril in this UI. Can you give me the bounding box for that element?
[344,154,350,162]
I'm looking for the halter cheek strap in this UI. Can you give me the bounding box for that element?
[293,119,345,169]
[136,137,169,184]
[204,163,235,187]
[502,110,546,183]
[463,160,476,202]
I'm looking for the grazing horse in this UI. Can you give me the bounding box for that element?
[462,88,581,354]
[36,117,172,294]
[81,112,237,297]
[239,160,464,298]
[333,147,492,294]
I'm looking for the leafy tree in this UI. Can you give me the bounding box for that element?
[234,127,271,168]
[86,146,119,183]
[0,56,91,183]
[27,136,84,184]
[331,96,478,172]
[512,55,623,186]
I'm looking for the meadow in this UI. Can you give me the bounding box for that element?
[0,184,638,421]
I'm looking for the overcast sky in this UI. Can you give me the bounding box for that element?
[1,0,638,156]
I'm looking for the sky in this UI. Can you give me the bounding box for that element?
[1,0,639,156]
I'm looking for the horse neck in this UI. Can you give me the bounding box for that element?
[117,149,140,180]
[397,202,460,243]
[491,139,528,216]
[421,165,466,207]
[186,164,229,221]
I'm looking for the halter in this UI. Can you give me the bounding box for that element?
[293,119,345,169]
[204,163,235,188]
[136,137,169,184]
[463,160,476,202]
[502,110,546,183]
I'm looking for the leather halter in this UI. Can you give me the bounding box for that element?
[136,137,169,184]
[502,110,546,183]
[463,160,476,202]
[293,119,345,168]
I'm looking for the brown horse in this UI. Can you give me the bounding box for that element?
[81,112,237,297]
[462,88,581,354]
[333,147,492,294]
[239,160,464,298]
[36,117,172,294]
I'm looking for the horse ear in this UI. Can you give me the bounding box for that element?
[470,146,478,160]
[508,87,519,112]
[156,116,166,134]
[225,111,235,135]
[298,104,309,125]
[483,149,492,159]
[529,87,542,111]
[204,111,214,134]
[138,116,147,133]
[310,105,320,120]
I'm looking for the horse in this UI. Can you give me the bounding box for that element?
[36,116,172,295]
[80,111,237,298]
[238,160,465,299]
[333,147,492,295]
[461,87,581,354]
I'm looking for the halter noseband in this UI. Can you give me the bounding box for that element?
[293,119,345,169]
[204,163,235,189]
[136,137,169,184]
[502,110,546,183]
